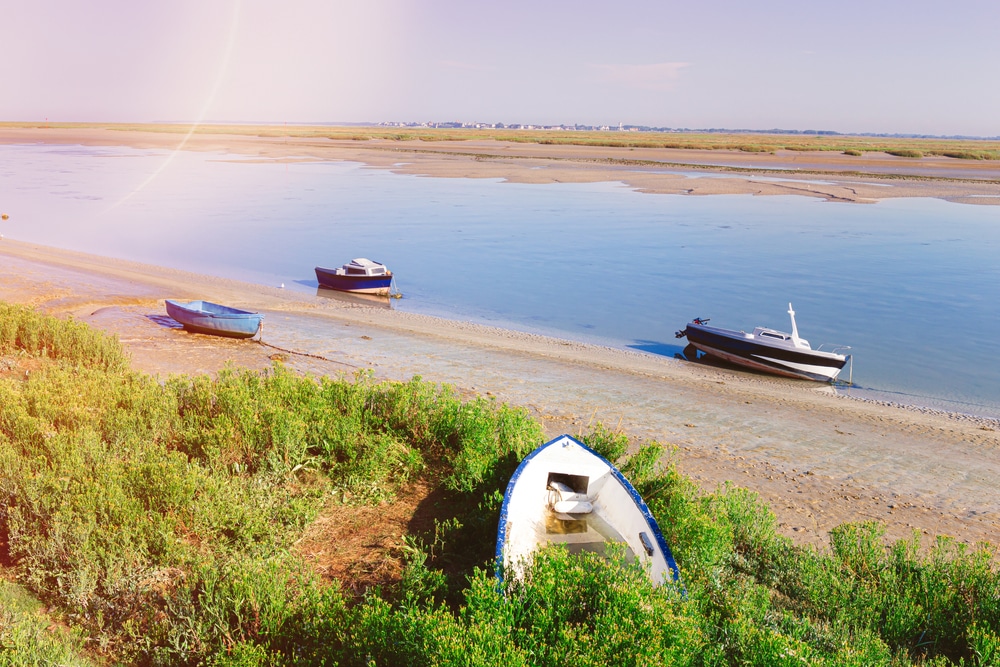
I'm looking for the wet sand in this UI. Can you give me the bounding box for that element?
[2,238,999,553]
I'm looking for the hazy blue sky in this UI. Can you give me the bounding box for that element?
[3,0,998,136]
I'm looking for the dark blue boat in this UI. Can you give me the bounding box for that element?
[315,258,393,295]
[164,300,263,339]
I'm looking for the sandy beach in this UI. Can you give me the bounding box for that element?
[2,126,1000,554]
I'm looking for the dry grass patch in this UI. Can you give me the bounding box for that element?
[292,480,442,596]
[0,354,49,381]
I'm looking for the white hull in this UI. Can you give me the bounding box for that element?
[496,434,681,588]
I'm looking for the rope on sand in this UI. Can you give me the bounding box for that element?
[256,338,360,369]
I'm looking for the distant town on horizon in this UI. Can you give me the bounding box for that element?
[155,118,1000,141]
[372,120,1000,141]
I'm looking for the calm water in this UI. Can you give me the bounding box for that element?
[3,143,999,417]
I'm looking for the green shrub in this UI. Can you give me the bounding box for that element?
[579,422,629,462]
[0,581,92,666]
[5,301,1000,665]
[0,302,129,371]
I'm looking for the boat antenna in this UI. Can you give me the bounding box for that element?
[788,303,803,347]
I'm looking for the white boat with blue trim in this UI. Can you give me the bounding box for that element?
[675,303,849,382]
[495,434,682,588]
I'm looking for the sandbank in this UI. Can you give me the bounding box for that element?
[2,238,998,553]
[2,124,999,205]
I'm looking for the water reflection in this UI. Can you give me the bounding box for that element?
[314,286,393,309]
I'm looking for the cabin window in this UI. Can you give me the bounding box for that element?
[547,472,589,495]
[760,332,786,340]
[347,267,365,275]
[371,268,385,275]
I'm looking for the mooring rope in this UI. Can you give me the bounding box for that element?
[256,337,360,368]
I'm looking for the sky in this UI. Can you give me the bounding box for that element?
[2,0,999,137]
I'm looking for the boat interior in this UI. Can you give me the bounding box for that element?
[542,472,636,560]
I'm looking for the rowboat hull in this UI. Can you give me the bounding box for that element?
[496,434,681,588]
[164,300,263,339]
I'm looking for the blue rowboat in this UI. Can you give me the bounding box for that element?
[164,299,263,339]
[496,434,682,589]
[315,258,393,295]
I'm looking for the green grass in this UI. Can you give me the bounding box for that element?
[2,301,1000,665]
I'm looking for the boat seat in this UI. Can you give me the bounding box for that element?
[548,480,593,514]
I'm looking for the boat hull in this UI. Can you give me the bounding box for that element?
[165,300,263,339]
[683,322,846,382]
[495,434,681,588]
[315,266,393,295]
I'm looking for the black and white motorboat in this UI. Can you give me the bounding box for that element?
[675,303,850,382]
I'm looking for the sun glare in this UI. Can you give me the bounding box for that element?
[103,0,243,214]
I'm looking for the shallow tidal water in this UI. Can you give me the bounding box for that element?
[2,143,999,418]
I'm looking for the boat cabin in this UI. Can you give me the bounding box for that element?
[750,327,811,350]
[339,258,389,276]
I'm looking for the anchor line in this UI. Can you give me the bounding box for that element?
[256,338,360,369]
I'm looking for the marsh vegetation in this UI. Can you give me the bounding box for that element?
[5,121,1000,162]
[2,301,1000,665]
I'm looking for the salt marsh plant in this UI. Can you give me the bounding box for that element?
[0,302,129,371]
[3,300,1000,665]
[0,581,91,666]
